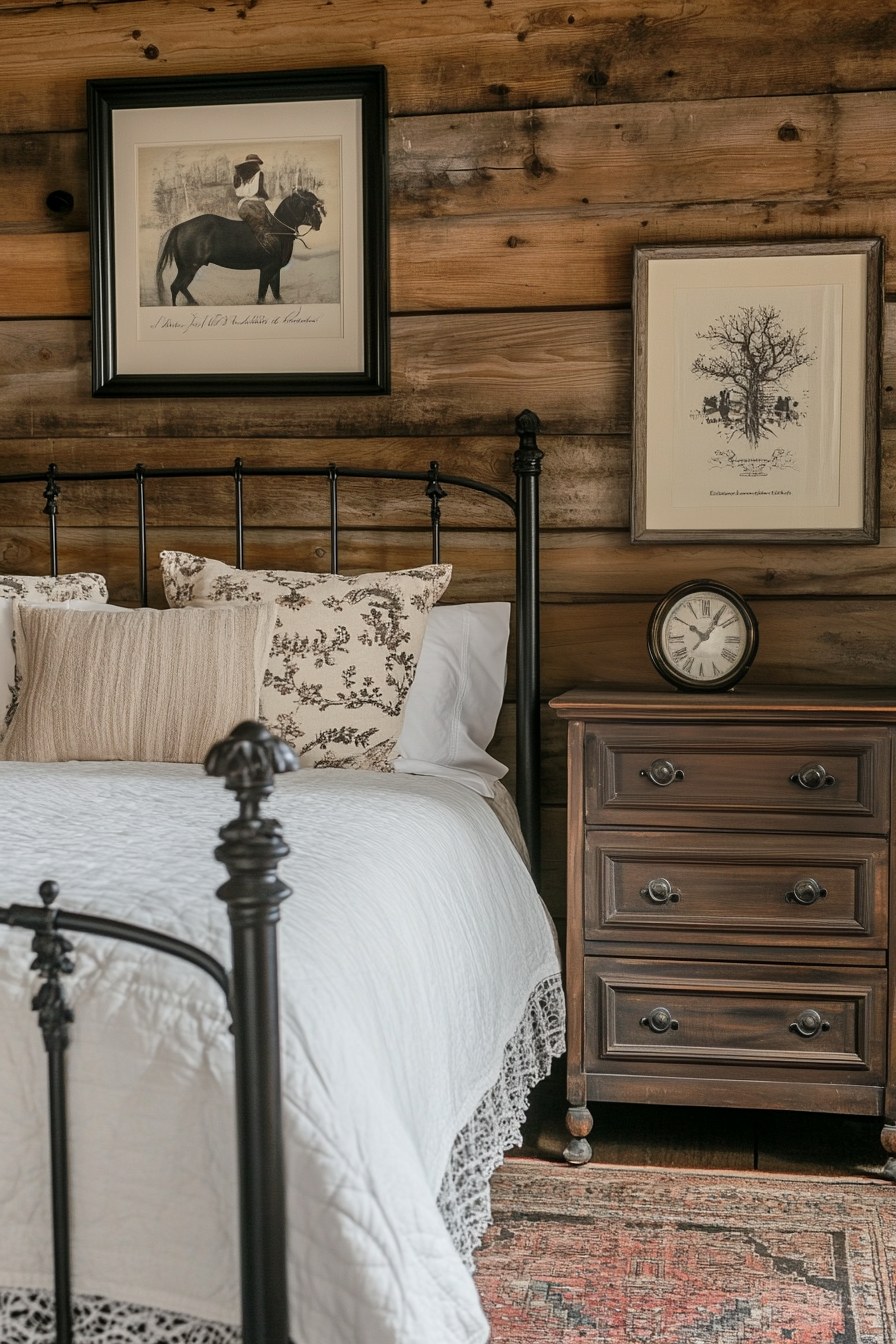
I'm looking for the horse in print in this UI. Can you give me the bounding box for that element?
[155,189,326,306]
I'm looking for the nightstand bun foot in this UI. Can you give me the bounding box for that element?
[880,1124,896,1180]
[563,1104,593,1165]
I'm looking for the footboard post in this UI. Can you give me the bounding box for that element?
[29,880,75,1344]
[205,721,299,1344]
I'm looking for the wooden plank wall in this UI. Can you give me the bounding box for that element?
[1,0,896,915]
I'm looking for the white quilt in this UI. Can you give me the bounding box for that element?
[0,762,563,1343]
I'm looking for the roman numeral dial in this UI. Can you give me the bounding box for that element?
[647,582,758,692]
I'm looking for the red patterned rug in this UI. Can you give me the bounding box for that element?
[474,1160,896,1342]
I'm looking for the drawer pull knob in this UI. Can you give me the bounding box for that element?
[789,1010,831,1039]
[790,762,836,790]
[640,759,685,787]
[641,878,681,905]
[785,878,827,906]
[640,1007,679,1033]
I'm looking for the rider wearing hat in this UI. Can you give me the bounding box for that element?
[232,153,281,255]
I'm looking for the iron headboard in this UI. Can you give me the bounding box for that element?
[0,410,544,872]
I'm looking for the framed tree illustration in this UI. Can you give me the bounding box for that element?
[87,66,390,398]
[631,239,884,543]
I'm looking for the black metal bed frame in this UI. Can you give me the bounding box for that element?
[0,410,544,1344]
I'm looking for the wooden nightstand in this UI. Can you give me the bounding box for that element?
[551,686,896,1172]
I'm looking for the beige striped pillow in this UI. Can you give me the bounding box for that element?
[0,602,277,764]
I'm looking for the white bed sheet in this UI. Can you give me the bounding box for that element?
[0,761,563,1343]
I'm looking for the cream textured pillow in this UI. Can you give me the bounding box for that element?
[0,573,109,741]
[160,551,452,770]
[0,602,277,764]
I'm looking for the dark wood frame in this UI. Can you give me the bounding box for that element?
[631,238,884,545]
[0,411,544,1343]
[87,65,390,398]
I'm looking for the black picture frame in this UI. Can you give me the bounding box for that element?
[87,66,390,398]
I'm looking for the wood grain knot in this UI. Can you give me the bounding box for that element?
[46,191,74,215]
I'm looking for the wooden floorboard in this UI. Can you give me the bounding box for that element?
[515,1058,888,1176]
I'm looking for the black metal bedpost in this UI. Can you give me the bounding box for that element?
[205,722,299,1344]
[135,464,148,606]
[233,457,245,569]
[513,409,543,882]
[327,463,340,573]
[43,465,59,578]
[30,880,75,1344]
[426,460,446,564]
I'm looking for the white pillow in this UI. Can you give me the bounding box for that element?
[394,602,510,796]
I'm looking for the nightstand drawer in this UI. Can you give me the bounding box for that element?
[584,957,886,1080]
[584,830,888,947]
[584,723,890,833]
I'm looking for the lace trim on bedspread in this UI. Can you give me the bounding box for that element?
[437,970,566,1269]
[0,1288,240,1343]
[0,972,565,1342]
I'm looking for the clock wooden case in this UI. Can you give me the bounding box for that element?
[647,580,758,692]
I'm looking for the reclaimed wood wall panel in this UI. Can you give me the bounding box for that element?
[0,313,631,435]
[6,88,896,314]
[2,0,896,131]
[10,192,896,319]
[1,306,894,437]
[1,0,895,907]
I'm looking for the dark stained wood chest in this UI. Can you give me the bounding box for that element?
[550,686,896,1172]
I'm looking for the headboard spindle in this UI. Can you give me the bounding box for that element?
[426,461,445,565]
[327,465,339,574]
[135,465,148,607]
[43,465,60,578]
[233,458,245,569]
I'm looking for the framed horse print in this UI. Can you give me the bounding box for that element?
[87,66,390,397]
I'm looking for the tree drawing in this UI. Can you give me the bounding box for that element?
[692,305,815,448]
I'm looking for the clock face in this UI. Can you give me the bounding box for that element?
[648,582,757,691]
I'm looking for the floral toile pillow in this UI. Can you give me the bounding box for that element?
[160,551,452,770]
[0,572,107,604]
[0,572,109,741]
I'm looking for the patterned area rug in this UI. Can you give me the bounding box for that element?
[475,1160,896,1342]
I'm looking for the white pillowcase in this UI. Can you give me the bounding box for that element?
[394,602,510,796]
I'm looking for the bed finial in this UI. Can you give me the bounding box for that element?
[204,720,298,907]
[513,409,543,473]
[205,719,298,799]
